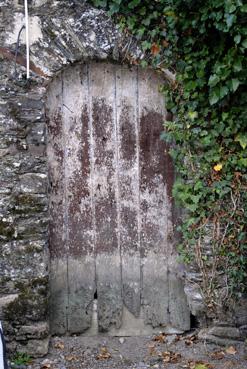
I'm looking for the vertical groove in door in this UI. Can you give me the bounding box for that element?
[136,67,142,301]
[61,71,69,333]
[87,63,97,290]
[114,65,122,297]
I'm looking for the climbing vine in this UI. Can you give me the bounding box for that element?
[91,0,247,311]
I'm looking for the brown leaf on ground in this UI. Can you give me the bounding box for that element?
[225,346,237,355]
[54,341,64,349]
[184,334,198,346]
[174,334,182,342]
[210,350,225,360]
[162,351,181,364]
[96,347,111,360]
[152,333,167,343]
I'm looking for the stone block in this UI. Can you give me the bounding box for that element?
[17,322,49,340]
[0,294,18,318]
[19,173,47,194]
[234,300,247,326]
[198,327,243,346]
[208,326,241,340]
[17,337,50,358]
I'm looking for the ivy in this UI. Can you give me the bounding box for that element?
[90,0,247,311]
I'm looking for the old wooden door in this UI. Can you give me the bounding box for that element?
[46,62,190,335]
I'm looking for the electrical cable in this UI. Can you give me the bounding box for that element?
[14,24,25,79]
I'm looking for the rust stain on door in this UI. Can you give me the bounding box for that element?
[46,62,190,335]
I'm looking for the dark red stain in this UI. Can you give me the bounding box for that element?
[47,110,63,138]
[139,110,175,254]
[119,103,136,162]
[139,110,174,201]
[118,101,139,255]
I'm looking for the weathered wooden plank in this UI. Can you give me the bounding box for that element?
[139,69,170,328]
[116,65,141,317]
[46,75,68,335]
[90,62,122,331]
[165,146,190,331]
[62,64,96,333]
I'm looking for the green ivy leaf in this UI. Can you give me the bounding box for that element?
[242,39,247,48]
[188,111,198,120]
[234,34,241,44]
[109,2,120,14]
[209,90,220,105]
[233,58,242,72]
[93,0,107,6]
[128,0,141,9]
[230,78,240,92]
[225,13,235,28]
[241,4,247,12]
[238,158,247,167]
[235,133,247,149]
[220,85,229,98]
[141,40,151,50]
[208,74,220,87]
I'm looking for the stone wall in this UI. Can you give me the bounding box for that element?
[0,0,246,358]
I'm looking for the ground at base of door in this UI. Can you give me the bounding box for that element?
[10,332,247,369]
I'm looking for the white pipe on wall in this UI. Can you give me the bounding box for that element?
[24,0,30,79]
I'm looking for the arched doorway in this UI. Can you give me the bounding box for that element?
[46,62,190,335]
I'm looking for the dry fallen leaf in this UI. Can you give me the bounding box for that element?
[162,351,181,364]
[54,341,64,349]
[174,334,182,342]
[153,333,167,343]
[96,347,111,360]
[184,334,198,346]
[210,350,225,360]
[225,346,237,355]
